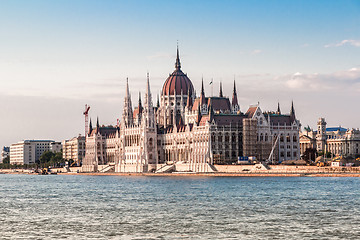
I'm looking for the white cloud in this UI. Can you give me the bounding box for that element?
[284,67,360,92]
[235,67,360,93]
[324,39,360,48]
[251,49,262,55]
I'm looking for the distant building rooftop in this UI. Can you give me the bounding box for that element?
[326,127,347,132]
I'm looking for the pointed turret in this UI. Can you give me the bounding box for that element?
[96,117,100,133]
[156,94,160,108]
[138,92,143,113]
[122,78,133,127]
[200,78,206,105]
[209,99,214,122]
[232,80,238,106]
[290,101,296,122]
[219,82,223,97]
[88,118,93,135]
[231,80,239,113]
[175,44,181,70]
[276,102,281,115]
[143,72,154,128]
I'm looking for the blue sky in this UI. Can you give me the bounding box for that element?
[0,0,360,147]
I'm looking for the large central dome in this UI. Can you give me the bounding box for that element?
[162,48,194,96]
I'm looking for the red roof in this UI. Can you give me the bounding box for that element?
[199,115,209,126]
[245,106,257,118]
[267,114,292,125]
[162,69,194,96]
[213,115,244,126]
[89,126,118,137]
[192,97,232,112]
[208,97,231,112]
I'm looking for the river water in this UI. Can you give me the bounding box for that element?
[0,175,360,239]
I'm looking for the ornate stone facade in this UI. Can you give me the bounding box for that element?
[82,48,301,172]
[300,118,360,158]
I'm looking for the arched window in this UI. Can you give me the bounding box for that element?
[211,134,216,142]
[225,134,229,142]
[232,133,236,142]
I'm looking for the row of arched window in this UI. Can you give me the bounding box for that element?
[275,133,298,143]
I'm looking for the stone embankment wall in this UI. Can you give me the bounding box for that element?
[214,165,360,173]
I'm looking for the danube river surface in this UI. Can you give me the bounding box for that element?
[1,175,360,239]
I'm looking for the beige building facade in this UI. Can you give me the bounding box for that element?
[10,140,58,165]
[300,117,360,158]
[62,136,85,165]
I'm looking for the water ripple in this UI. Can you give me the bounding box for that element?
[0,175,360,239]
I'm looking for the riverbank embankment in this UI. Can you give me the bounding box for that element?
[2,165,360,177]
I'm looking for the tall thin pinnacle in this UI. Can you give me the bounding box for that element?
[175,44,181,70]
[219,82,223,97]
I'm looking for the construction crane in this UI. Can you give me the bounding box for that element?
[266,135,279,164]
[83,104,90,137]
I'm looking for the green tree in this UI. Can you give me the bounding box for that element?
[51,152,63,162]
[50,152,65,167]
[3,156,9,164]
[38,151,55,167]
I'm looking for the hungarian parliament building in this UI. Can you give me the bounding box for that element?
[82,48,301,173]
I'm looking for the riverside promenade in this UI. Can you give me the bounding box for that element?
[2,164,360,177]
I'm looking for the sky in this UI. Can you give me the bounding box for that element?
[1,0,360,148]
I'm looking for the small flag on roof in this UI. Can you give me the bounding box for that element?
[209,79,213,85]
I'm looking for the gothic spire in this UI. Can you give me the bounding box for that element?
[209,99,214,122]
[144,73,153,109]
[125,77,130,99]
[219,81,223,97]
[277,102,281,115]
[201,78,205,95]
[175,44,181,70]
[96,116,99,129]
[290,101,296,122]
[146,73,150,95]
[232,79,238,107]
[143,72,154,128]
[200,77,206,105]
[122,78,133,127]
[156,94,160,108]
[138,92,143,113]
[89,118,93,135]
